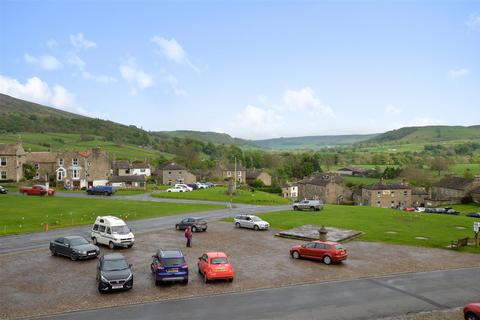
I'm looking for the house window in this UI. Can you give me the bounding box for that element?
[391,191,395,197]
[179,171,182,174]
[403,190,408,196]
[377,191,381,198]
[140,169,146,173]
[0,171,6,180]
[35,172,40,179]
[72,169,80,179]
[57,169,65,181]
[72,158,78,166]
[58,158,64,166]
[0,157,6,166]
[125,169,130,174]
[227,171,231,177]
[168,171,171,175]
[34,163,40,170]
[238,171,242,177]
[376,201,381,207]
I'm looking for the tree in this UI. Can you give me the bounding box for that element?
[430,157,449,176]
[23,164,36,180]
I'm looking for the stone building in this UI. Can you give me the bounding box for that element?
[157,163,196,185]
[214,162,247,184]
[281,182,298,200]
[361,180,412,208]
[472,187,480,204]
[113,160,151,177]
[412,187,430,207]
[246,169,272,186]
[0,143,26,182]
[26,152,56,181]
[427,176,480,206]
[297,172,351,204]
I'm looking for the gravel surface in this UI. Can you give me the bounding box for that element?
[1,221,479,319]
[380,308,464,320]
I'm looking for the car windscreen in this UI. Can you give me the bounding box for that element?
[70,238,89,246]
[334,244,345,250]
[251,217,262,222]
[210,257,228,265]
[159,257,185,267]
[111,225,130,235]
[103,259,129,271]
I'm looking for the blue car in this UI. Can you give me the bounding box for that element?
[150,249,188,285]
[86,185,115,196]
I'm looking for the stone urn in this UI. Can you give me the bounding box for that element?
[319,225,328,241]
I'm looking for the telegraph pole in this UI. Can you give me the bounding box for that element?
[234,156,237,191]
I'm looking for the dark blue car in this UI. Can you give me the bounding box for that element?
[86,185,115,196]
[150,249,188,285]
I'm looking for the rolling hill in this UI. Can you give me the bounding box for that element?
[154,130,257,148]
[254,134,378,150]
[363,126,480,144]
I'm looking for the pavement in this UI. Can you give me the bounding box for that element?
[0,192,290,253]
[30,267,480,320]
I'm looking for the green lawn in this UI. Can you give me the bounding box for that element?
[152,186,290,205]
[252,204,480,253]
[0,195,224,235]
[449,163,480,177]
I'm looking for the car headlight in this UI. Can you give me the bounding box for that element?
[100,274,109,282]
[126,272,133,281]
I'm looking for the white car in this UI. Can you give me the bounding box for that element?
[167,186,187,192]
[234,214,270,231]
[415,207,426,212]
[174,184,193,191]
[91,216,135,249]
[195,182,208,189]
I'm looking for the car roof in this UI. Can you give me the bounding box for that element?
[205,252,227,258]
[63,235,84,240]
[158,249,184,258]
[313,240,340,245]
[103,253,125,260]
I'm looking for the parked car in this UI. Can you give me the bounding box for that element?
[234,214,269,230]
[166,186,187,192]
[415,207,425,212]
[0,185,7,194]
[403,207,415,212]
[467,212,480,218]
[292,199,324,211]
[197,252,234,283]
[19,185,55,196]
[91,216,135,249]
[150,249,188,285]
[97,253,133,293]
[195,182,208,189]
[87,185,115,196]
[464,302,480,320]
[175,217,207,232]
[175,183,193,191]
[446,208,460,215]
[50,236,99,260]
[289,240,348,265]
[204,182,215,188]
[187,183,199,190]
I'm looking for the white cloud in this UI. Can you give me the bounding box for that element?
[448,68,470,79]
[234,105,284,139]
[467,13,480,29]
[46,39,58,49]
[119,58,154,95]
[67,52,116,84]
[150,36,199,72]
[0,74,85,114]
[164,74,187,97]
[70,33,96,49]
[24,53,62,71]
[385,105,401,114]
[282,87,334,115]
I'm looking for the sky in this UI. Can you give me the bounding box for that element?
[0,0,479,140]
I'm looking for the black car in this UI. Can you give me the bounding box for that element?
[187,183,199,190]
[467,212,480,218]
[150,249,188,285]
[97,253,133,293]
[0,186,7,194]
[175,217,207,232]
[50,236,99,260]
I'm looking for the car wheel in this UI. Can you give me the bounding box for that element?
[254,225,259,231]
[109,241,115,250]
[155,279,161,286]
[310,206,315,210]
[293,206,298,211]
[51,249,57,256]
[235,222,241,228]
[192,226,197,232]
[92,237,97,245]
[203,273,209,283]
[104,192,109,196]
[198,267,202,275]
[323,255,332,265]
[228,278,233,283]
[292,251,300,259]
[465,312,479,320]
[182,278,188,285]
[71,253,78,261]
[127,244,133,248]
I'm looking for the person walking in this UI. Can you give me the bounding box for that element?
[185,227,193,247]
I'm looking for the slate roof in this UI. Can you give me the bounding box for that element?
[161,163,187,170]
[27,152,57,163]
[132,162,150,169]
[364,182,411,190]
[246,169,269,179]
[113,160,131,169]
[109,175,146,183]
[433,177,474,191]
[298,173,342,186]
[0,143,25,155]
[412,187,429,195]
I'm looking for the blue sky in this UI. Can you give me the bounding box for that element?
[0,0,479,139]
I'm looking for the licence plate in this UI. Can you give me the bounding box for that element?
[112,285,123,289]
[216,268,226,272]
[168,269,178,273]
[88,252,96,256]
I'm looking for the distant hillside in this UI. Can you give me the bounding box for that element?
[254,134,378,150]
[154,130,258,148]
[364,126,480,144]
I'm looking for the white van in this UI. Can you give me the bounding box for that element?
[91,216,135,249]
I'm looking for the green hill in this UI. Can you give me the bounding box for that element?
[154,130,257,148]
[364,126,480,144]
[254,134,377,150]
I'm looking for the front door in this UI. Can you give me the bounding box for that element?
[301,242,317,258]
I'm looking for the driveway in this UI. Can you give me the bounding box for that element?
[2,222,480,319]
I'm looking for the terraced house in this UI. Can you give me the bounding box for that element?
[361,180,412,208]
[0,143,26,182]
[297,172,351,204]
[427,176,480,206]
[157,162,196,185]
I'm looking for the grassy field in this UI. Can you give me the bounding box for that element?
[0,195,224,235]
[251,204,480,253]
[449,163,480,176]
[0,132,174,162]
[152,186,290,205]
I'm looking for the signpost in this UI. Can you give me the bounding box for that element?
[475,222,480,247]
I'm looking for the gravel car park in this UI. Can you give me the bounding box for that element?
[1,222,480,319]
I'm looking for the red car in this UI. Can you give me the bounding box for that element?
[19,185,55,196]
[197,252,234,283]
[464,303,480,320]
[290,240,348,265]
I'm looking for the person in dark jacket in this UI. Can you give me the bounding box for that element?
[185,227,193,247]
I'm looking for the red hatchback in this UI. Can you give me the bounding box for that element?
[290,240,348,265]
[197,252,234,283]
[464,303,480,320]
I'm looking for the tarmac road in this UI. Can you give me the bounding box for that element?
[31,267,480,320]
[0,192,290,253]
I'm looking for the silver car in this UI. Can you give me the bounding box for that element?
[234,215,270,231]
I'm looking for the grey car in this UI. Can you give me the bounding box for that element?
[50,236,100,260]
[234,214,270,230]
[97,253,133,293]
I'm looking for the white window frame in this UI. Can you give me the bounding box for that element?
[72,169,80,179]
[227,171,231,177]
[72,158,79,166]
[34,163,40,170]
[58,158,64,166]
[0,157,6,166]
[238,171,242,177]
[35,172,40,179]
[0,171,6,179]
[57,168,65,181]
